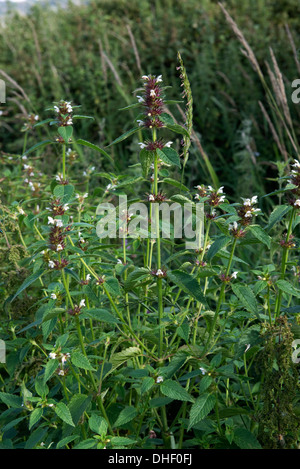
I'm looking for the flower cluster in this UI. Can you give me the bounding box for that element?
[67,299,86,316]
[287,159,300,208]
[195,185,225,206]
[228,220,246,238]
[55,173,69,185]
[279,234,296,249]
[48,216,70,253]
[46,198,69,216]
[54,100,73,126]
[147,191,167,202]
[219,271,238,283]
[151,268,167,279]
[22,113,39,132]
[137,75,164,129]
[48,258,69,270]
[138,140,172,151]
[237,196,260,225]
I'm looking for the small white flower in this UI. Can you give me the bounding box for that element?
[251,195,258,204]
[148,194,155,201]
[86,274,91,281]
[138,142,147,149]
[206,244,211,250]
[156,75,163,83]
[61,353,70,364]
[17,207,25,215]
[245,210,252,217]
[136,95,144,103]
[63,204,69,211]
[150,89,156,97]
[22,155,28,160]
[56,244,63,252]
[244,344,251,353]
[56,219,63,228]
[199,367,206,375]
[142,75,149,80]
[34,115,39,121]
[156,269,164,277]
[117,259,123,264]
[54,106,59,113]
[137,120,144,127]
[48,261,55,269]
[229,221,238,231]
[156,376,164,383]
[49,352,57,359]
[231,271,238,279]
[217,186,224,194]
[292,159,300,169]
[219,195,225,203]
[79,299,86,308]
[207,185,214,192]
[58,369,66,376]
[50,293,57,300]
[164,141,173,148]
[294,199,300,207]
[48,216,55,225]
[194,194,200,200]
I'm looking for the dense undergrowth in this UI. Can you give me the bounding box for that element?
[0,0,300,450]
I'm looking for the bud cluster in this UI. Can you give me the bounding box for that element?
[137,75,165,129]
[54,100,73,127]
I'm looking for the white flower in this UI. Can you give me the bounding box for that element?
[138,142,147,149]
[294,199,300,207]
[48,261,55,269]
[156,376,164,383]
[56,219,63,228]
[292,159,300,169]
[150,89,156,97]
[49,352,57,359]
[207,185,214,192]
[61,353,70,364]
[17,207,25,215]
[34,115,39,121]
[79,299,86,308]
[229,221,238,231]
[156,269,164,277]
[56,244,63,252]
[86,274,91,281]
[63,204,69,211]
[194,194,200,200]
[137,120,144,127]
[22,155,27,160]
[136,95,144,103]
[55,173,63,181]
[148,194,155,201]
[219,195,225,203]
[244,344,251,353]
[231,271,238,279]
[117,259,122,264]
[245,210,252,218]
[199,367,206,375]
[141,75,149,80]
[217,186,224,194]
[54,106,59,113]
[251,195,258,204]
[156,75,163,83]
[164,141,173,148]
[50,293,57,300]
[58,369,66,376]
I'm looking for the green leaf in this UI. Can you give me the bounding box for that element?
[104,277,121,297]
[29,408,43,430]
[168,270,207,306]
[233,428,262,449]
[10,269,45,302]
[157,147,181,167]
[160,379,194,402]
[164,122,189,138]
[108,127,140,146]
[73,439,97,449]
[0,392,23,408]
[110,347,142,370]
[58,126,73,143]
[248,225,272,248]
[23,140,53,157]
[55,401,75,427]
[68,394,92,426]
[76,139,114,164]
[139,149,154,178]
[56,435,80,449]
[71,351,95,371]
[124,268,151,291]
[89,414,108,436]
[231,283,258,315]
[43,359,59,384]
[266,205,290,231]
[53,184,74,203]
[206,236,230,261]
[24,427,47,449]
[162,177,189,192]
[113,406,138,427]
[141,377,155,395]
[110,437,137,446]
[188,393,216,430]
[80,308,120,324]
[276,280,300,298]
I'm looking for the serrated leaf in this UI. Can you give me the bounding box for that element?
[164,122,189,138]
[73,439,97,449]
[110,347,142,370]
[157,147,181,167]
[10,269,45,302]
[231,283,258,315]
[168,270,207,306]
[110,437,137,446]
[55,401,75,427]
[141,377,155,395]
[23,140,53,157]
[276,280,300,298]
[43,359,59,384]
[0,392,23,408]
[160,379,194,402]
[56,435,80,449]
[80,308,119,324]
[248,225,272,248]
[233,428,262,449]
[89,414,108,436]
[108,127,140,146]
[58,126,73,143]
[188,393,216,430]
[76,139,114,164]
[113,406,138,427]
[266,205,290,231]
[29,408,43,430]
[139,149,154,177]
[53,184,74,203]
[206,236,230,261]
[71,352,95,371]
